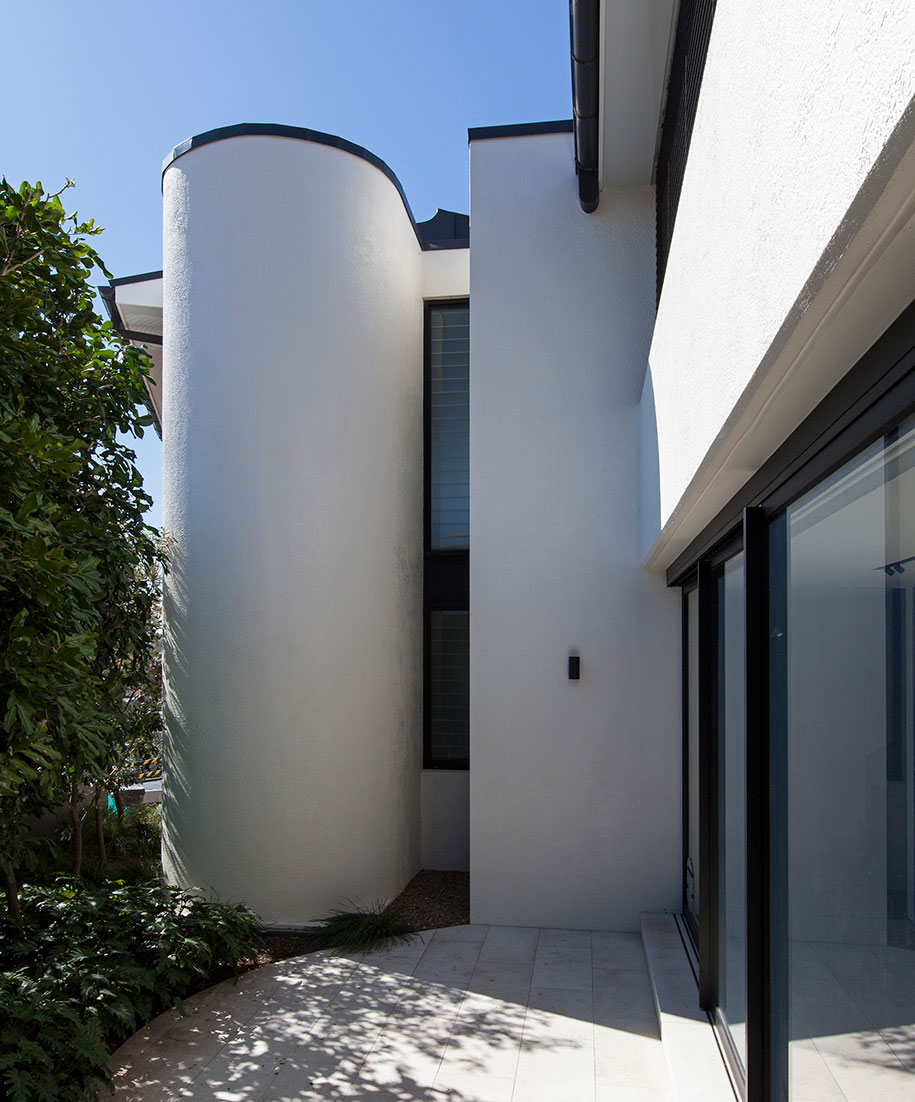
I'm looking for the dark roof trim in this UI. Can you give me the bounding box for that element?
[416,209,470,250]
[99,284,125,331]
[118,329,163,346]
[468,120,573,142]
[109,269,163,287]
[163,123,467,252]
[570,0,600,212]
[656,0,717,299]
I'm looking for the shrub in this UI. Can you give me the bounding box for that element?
[19,803,163,889]
[0,879,258,1101]
[309,900,417,954]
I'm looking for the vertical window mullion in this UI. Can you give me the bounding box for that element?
[744,505,785,1102]
[697,558,720,1010]
[682,584,699,934]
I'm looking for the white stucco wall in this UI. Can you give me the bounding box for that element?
[644,1,915,567]
[420,771,469,871]
[422,248,469,301]
[469,132,681,931]
[161,135,424,925]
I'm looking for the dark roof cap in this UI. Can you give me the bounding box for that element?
[416,209,470,250]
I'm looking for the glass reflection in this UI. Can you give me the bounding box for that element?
[782,418,915,1100]
[718,554,746,1072]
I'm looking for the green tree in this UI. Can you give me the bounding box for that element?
[0,179,162,916]
[85,567,164,868]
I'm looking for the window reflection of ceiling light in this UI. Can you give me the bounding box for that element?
[878,554,915,576]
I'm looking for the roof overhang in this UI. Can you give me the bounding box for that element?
[572,0,679,210]
[99,210,470,437]
[100,271,163,435]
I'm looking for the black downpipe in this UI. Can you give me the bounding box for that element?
[570,0,600,212]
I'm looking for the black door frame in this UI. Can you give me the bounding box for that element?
[672,299,915,1101]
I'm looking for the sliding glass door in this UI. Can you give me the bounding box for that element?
[675,300,915,1101]
[682,553,747,1085]
[774,416,915,1101]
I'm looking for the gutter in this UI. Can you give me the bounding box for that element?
[570,0,600,212]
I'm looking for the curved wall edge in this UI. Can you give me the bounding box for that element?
[160,134,424,923]
[163,123,420,245]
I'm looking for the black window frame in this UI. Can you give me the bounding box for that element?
[424,298,470,771]
[681,576,699,945]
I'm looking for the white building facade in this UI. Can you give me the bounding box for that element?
[105,3,915,1098]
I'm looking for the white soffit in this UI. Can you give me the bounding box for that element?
[114,276,163,338]
[112,276,162,427]
[599,0,678,188]
[644,119,915,572]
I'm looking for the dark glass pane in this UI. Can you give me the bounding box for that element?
[686,586,701,928]
[429,307,469,549]
[429,611,469,763]
[717,554,746,1072]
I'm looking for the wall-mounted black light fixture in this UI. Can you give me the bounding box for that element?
[568,654,581,681]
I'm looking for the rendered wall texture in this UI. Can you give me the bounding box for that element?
[644,0,915,565]
[161,136,424,924]
[468,132,681,931]
[420,771,469,871]
[422,248,470,301]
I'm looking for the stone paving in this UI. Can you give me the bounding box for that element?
[109,924,673,1101]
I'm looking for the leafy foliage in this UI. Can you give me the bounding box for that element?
[0,178,163,898]
[19,803,163,888]
[309,900,417,953]
[0,879,259,1101]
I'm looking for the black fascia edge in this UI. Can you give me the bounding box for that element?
[162,123,465,253]
[99,284,125,333]
[109,269,163,287]
[570,0,600,213]
[468,119,573,142]
[99,285,163,438]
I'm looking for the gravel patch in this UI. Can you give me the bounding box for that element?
[389,869,469,930]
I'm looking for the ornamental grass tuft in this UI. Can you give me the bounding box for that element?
[309,900,417,954]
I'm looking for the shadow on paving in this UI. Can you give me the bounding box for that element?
[110,925,668,1101]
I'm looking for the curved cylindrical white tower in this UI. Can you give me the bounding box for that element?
[161,129,424,924]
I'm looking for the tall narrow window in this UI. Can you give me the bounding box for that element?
[425,302,469,769]
[428,305,469,549]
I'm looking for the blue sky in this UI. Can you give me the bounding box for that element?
[5,1,573,530]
